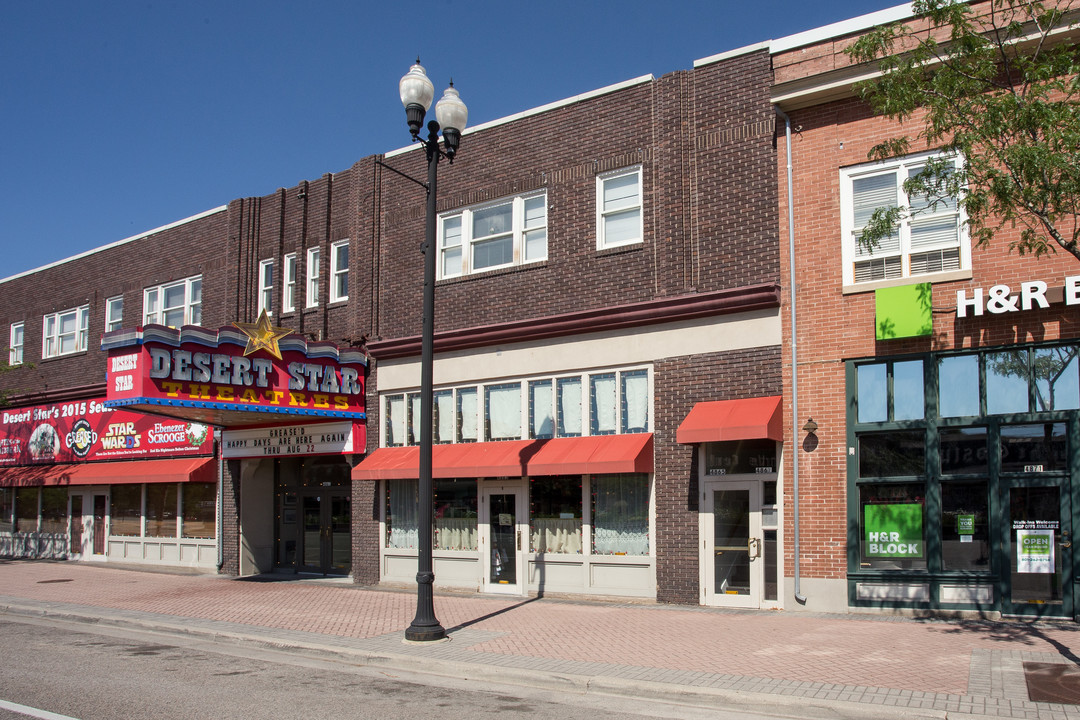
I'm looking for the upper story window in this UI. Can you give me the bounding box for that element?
[841,153,968,286]
[42,305,88,358]
[306,247,320,309]
[597,167,643,249]
[282,253,297,314]
[382,366,651,447]
[330,240,349,303]
[105,296,123,333]
[439,191,547,279]
[258,259,274,316]
[8,323,24,365]
[144,276,201,328]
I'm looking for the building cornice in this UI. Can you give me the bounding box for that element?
[367,283,781,361]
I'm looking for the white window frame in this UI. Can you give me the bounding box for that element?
[330,240,349,303]
[379,365,651,448]
[143,276,202,328]
[104,296,124,333]
[596,166,643,250]
[42,305,89,359]
[257,259,274,316]
[840,151,969,288]
[8,322,24,365]
[282,253,297,314]
[306,247,321,309]
[438,191,547,279]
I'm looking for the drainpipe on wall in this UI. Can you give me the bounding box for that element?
[215,428,224,572]
[776,105,807,605]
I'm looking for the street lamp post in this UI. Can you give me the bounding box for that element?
[399,60,467,643]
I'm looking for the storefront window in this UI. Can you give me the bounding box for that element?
[529,380,554,439]
[704,439,777,476]
[386,478,418,549]
[530,476,582,553]
[146,483,178,537]
[590,373,617,435]
[939,354,980,418]
[0,488,12,532]
[557,377,582,437]
[893,360,925,421]
[941,481,990,571]
[859,431,925,477]
[40,488,67,534]
[434,390,454,443]
[621,369,649,433]
[986,350,1029,415]
[110,485,142,536]
[434,479,477,551]
[940,427,988,475]
[591,474,649,555]
[1034,346,1079,411]
[182,483,216,539]
[15,488,37,533]
[486,383,521,440]
[1001,423,1067,473]
[458,388,478,442]
[857,363,887,423]
[859,483,927,570]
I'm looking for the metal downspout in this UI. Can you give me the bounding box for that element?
[215,428,224,572]
[776,106,807,604]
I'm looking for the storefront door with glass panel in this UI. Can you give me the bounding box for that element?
[702,479,763,608]
[1004,477,1072,617]
[298,489,351,575]
[480,482,525,594]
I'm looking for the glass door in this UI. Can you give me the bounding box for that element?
[702,479,762,608]
[92,494,107,555]
[481,483,524,594]
[298,490,351,575]
[69,495,83,556]
[1004,479,1072,617]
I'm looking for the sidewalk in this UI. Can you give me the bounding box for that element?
[2,560,1080,719]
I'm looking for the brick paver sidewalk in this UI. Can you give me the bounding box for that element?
[3,560,1080,719]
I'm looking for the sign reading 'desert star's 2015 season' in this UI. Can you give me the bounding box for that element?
[102,312,367,425]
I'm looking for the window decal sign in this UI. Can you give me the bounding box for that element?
[1016,529,1054,574]
[957,514,975,543]
[864,503,924,557]
[0,398,212,465]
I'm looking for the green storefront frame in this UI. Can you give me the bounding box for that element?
[846,343,1080,619]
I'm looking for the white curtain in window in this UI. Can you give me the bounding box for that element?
[530,382,553,438]
[459,389,478,441]
[592,374,617,434]
[434,517,477,551]
[487,384,521,440]
[558,378,582,436]
[387,479,418,549]
[592,475,649,555]
[530,518,582,554]
[386,396,405,446]
[622,372,648,432]
[409,394,422,445]
[434,392,454,442]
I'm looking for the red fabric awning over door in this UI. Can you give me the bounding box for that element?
[0,457,217,488]
[352,434,653,480]
[675,395,783,444]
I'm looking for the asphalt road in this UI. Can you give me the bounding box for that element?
[0,616,788,720]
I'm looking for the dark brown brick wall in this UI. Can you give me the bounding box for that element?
[654,345,783,604]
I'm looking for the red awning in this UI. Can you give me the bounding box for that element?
[0,457,217,488]
[676,395,783,444]
[352,434,653,480]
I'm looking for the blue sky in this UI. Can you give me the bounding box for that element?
[1,0,901,278]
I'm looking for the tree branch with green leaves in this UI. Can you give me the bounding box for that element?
[846,0,1080,261]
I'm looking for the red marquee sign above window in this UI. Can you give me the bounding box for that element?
[102,319,368,431]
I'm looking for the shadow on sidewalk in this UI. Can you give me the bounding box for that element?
[446,595,543,634]
[927,618,1080,664]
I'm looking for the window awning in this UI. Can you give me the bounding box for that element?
[352,433,653,480]
[0,457,217,488]
[676,395,783,444]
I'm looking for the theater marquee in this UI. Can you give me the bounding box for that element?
[102,315,368,434]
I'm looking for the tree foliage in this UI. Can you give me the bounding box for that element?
[846,0,1080,261]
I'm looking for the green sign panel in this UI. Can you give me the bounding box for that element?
[957,514,975,536]
[864,503,924,557]
[875,283,932,340]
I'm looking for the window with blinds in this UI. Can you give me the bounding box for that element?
[843,154,965,286]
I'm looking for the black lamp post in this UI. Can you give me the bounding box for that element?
[399,60,467,643]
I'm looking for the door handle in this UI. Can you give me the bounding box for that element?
[748,538,761,560]
[517,530,521,551]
